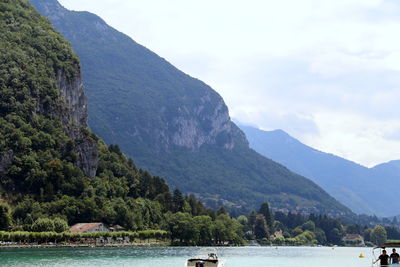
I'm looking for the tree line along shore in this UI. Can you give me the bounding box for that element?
[1,200,399,248]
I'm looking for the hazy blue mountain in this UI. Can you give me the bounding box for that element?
[239,124,400,216]
[30,0,353,216]
[371,160,400,177]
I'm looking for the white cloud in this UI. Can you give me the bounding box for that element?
[306,112,400,167]
[58,0,400,166]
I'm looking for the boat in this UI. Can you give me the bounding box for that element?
[186,253,225,267]
[372,242,400,266]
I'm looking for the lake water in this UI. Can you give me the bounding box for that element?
[0,246,376,266]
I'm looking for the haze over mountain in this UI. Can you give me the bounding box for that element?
[239,124,400,217]
[30,0,353,216]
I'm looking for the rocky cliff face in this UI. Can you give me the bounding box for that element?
[57,68,88,127]
[170,92,243,150]
[56,68,98,178]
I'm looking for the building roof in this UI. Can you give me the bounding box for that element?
[109,225,125,230]
[70,222,104,233]
[343,234,363,240]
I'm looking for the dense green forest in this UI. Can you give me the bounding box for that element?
[239,202,395,246]
[0,0,245,246]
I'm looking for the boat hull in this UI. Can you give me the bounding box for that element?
[186,258,224,267]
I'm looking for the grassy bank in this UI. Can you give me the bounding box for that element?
[0,230,169,248]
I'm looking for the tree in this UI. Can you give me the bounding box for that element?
[166,212,195,244]
[346,224,361,234]
[193,216,213,245]
[53,218,69,233]
[217,206,227,216]
[0,203,12,230]
[32,218,55,232]
[172,189,184,213]
[259,202,273,230]
[237,215,248,227]
[254,214,268,239]
[213,214,244,245]
[385,226,400,240]
[363,228,372,242]
[314,228,327,244]
[302,220,316,232]
[328,228,343,245]
[248,211,257,234]
[371,225,387,245]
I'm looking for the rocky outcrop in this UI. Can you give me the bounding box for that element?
[57,67,98,178]
[56,68,88,127]
[171,94,243,150]
[0,151,13,173]
[67,126,98,178]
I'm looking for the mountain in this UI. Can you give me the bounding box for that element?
[239,124,400,216]
[30,0,353,216]
[371,160,400,178]
[0,0,190,230]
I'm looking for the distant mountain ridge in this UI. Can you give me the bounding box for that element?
[30,0,353,216]
[239,124,400,216]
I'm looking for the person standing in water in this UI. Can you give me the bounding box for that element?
[391,248,400,264]
[374,249,389,266]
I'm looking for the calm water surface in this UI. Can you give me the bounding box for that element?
[0,246,374,266]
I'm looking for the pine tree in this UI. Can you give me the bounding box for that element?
[259,202,273,231]
[172,189,184,212]
[254,214,268,239]
[248,211,257,234]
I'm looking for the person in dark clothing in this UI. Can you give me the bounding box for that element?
[391,248,400,264]
[374,249,389,266]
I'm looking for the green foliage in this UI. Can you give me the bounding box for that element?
[0,230,168,244]
[254,214,268,239]
[237,215,248,228]
[295,230,318,245]
[165,212,244,246]
[371,225,387,246]
[246,202,369,246]
[31,218,54,232]
[346,224,361,234]
[259,202,273,231]
[172,189,184,213]
[385,226,400,240]
[302,221,316,232]
[0,203,12,230]
[53,218,69,233]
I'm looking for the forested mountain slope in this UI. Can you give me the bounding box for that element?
[30,0,353,216]
[0,0,208,230]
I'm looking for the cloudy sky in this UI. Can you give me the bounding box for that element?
[59,0,400,167]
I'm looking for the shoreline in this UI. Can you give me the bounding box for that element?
[0,243,369,249]
[0,242,169,249]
